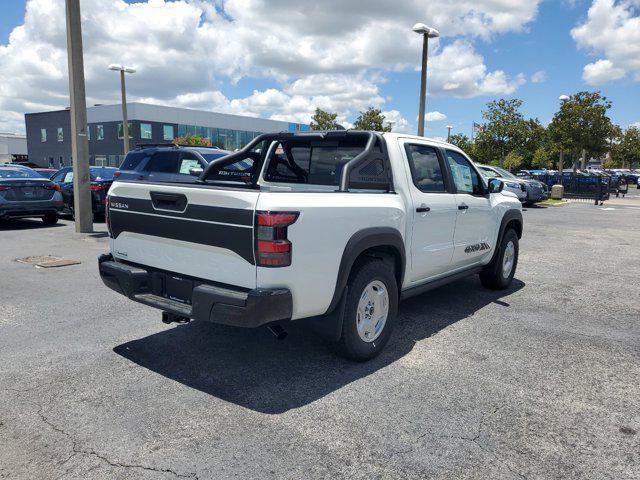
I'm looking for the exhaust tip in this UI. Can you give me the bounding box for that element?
[267,324,288,340]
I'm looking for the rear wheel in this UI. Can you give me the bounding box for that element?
[480,229,518,290]
[42,212,59,225]
[338,259,398,361]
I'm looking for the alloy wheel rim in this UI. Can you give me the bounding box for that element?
[356,280,389,343]
[502,241,515,278]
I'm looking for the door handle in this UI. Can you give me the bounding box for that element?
[458,204,469,210]
[416,204,430,213]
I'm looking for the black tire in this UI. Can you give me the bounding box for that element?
[480,229,519,290]
[42,212,59,225]
[337,259,399,361]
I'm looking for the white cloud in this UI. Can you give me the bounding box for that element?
[571,0,640,85]
[382,110,411,133]
[582,59,626,85]
[531,70,547,83]
[428,41,526,97]
[425,111,447,122]
[0,0,537,132]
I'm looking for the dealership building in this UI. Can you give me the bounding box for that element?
[24,102,310,168]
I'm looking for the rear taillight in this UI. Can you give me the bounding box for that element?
[0,186,11,191]
[255,211,298,267]
[113,171,121,178]
[44,183,61,191]
[90,183,106,191]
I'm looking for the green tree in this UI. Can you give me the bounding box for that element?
[353,107,392,132]
[473,99,526,165]
[310,108,339,130]
[531,146,553,169]
[173,134,211,147]
[548,91,614,166]
[503,150,523,171]
[611,126,640,168]
[448,133,473,153]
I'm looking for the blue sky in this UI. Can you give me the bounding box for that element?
[0,0,638,137]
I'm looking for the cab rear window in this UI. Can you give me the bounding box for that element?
[120,151,150,171]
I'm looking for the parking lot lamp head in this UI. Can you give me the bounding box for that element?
[559,95,570,102]
[413,23,439,137]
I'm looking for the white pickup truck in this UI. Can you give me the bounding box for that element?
[99,131,523,360]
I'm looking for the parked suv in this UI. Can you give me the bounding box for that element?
[478,164,548,205]
[116,145,231,183]
[100,131,523,361]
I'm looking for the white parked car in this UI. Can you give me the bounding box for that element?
[100,132,523,360]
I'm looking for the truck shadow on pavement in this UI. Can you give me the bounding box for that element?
[114,277,525,414]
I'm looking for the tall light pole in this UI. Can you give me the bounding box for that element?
[65,0,92,233]
[446,125,453,142]
[108,64,136,155]
[413,23,439,137]
[558,95,570,174]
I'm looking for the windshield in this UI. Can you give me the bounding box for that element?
[90,167,116,181]
[492,166,518,179]
[0,168,43,179]
[478,167,496,179]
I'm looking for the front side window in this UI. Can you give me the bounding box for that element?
[96,125,104,140]
[40,128,47,142]
[445,150,483,195]
[163,125,174,141]
[141,123,152,140]
[57,127,63,142]
[405,144,446,192]
[178,153,201,174]
[118,122,133,139]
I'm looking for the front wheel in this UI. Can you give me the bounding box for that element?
[480,229,519,290]
[338,259,398,361]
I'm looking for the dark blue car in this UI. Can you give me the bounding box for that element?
[51,166,118,218]
[115,145,232,183]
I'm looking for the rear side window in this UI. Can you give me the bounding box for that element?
[120,151,150,171]
[145,151,180,174]
[404,144,446,192]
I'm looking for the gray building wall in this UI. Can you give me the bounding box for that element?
[24,103,309,167]
[25,109,72,168]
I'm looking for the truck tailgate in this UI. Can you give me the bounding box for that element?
[107,181,258,289]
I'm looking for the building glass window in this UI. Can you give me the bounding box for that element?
[187,125,196,136]
[163,125,174,141]
[96,125,104,140]
[57,128,63,142]
[40,129,47,142]
[178,124,187,137]
[141,123,152,140]
[118,122,133,139]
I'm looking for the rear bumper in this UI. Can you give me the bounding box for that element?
[0,200,63,218]
[98,254,292,328]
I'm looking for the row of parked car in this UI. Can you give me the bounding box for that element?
[516,168,639,198]
[0,144,231,224]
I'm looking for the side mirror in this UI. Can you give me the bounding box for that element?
[488,178,504,193]
[189,167,204,177]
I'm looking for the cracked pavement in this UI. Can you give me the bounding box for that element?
[1,199,639,479]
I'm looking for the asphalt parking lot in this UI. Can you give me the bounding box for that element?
[1,199,639,480]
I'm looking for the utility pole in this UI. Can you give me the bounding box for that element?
[65,0,92,233]
[446,125,453,142]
